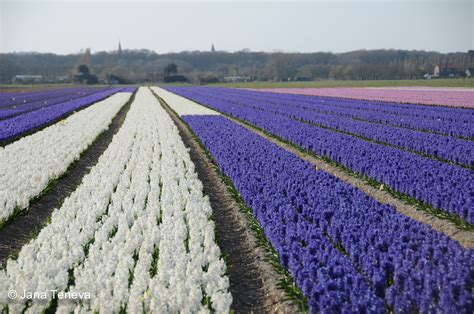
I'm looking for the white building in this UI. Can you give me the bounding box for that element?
[13,75,43,84]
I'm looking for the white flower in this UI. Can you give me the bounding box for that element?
[0,92,133,222]
[0,88,231,312]
[151,87,220,116]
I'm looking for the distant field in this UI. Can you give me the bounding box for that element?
[0,84,76,93]
[1,85,473,312]
[214,78,474,89]
[251,86,474,108]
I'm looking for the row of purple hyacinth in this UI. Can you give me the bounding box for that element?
[222,86,474,137]
[0,87,83,108]
[0,87,136,144]
[175,87,472,167]
[183,114,473,313]
[242,88,474,123]
[0,88,107,120]
[165,87,474,224]
[254,87,474,109]
[0,86,137,107]
[212,87,473,139]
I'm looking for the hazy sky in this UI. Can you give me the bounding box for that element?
[1,0,472,54]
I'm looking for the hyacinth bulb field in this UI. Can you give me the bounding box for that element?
[0,85,473,313]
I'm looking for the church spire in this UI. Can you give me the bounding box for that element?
[118,40,123,55]
[211,43,215,53]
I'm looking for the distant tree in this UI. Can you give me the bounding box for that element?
[2,49,472,83]
[329,65,345,80]
[164,63,178,76]
[0,55,19,82]
[108,74,127,84]
[78,64,90,75]
[74,64,98,84]
[267,54,296,81]
[110,65,130,80]
[78,48,92,65]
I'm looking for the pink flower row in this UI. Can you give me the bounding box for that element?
[252,87,474,108]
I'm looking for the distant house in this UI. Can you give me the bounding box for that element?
[74,73,98,84]
[108,77,120,85]
[433,64,457,78]
[163,75,188,83]
[107,74,128,84]
[56,75,69,83]
[465,68,474,78]
[223,76,250,83]
[288,76,313,82]
[13,75,43,84]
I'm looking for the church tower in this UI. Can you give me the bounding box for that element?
[118,41,123,55]
[211,43,215,53]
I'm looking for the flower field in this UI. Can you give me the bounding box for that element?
[0,87,133,143]
[0,91,132,225]
[0,85,472,313]
[156,86,473,312]
[181,114,472,312]
[164,87,474,224]
[0,87,231,312]
[252,87,474,108]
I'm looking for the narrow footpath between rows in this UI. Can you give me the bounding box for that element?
[157,93,300,313]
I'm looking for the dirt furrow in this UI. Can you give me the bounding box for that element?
[156,94,298,313]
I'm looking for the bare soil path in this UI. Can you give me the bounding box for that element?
[157,95,299,313]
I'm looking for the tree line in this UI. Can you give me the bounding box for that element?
[0,49,471,84]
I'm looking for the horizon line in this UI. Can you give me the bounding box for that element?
[1,48,469,56]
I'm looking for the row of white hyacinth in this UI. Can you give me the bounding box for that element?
[152,86,220,116]
[0,87,232,313]
[0,92,132,224]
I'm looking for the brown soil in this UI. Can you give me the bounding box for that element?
[0,93,135,266]
[157,95,299,313]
